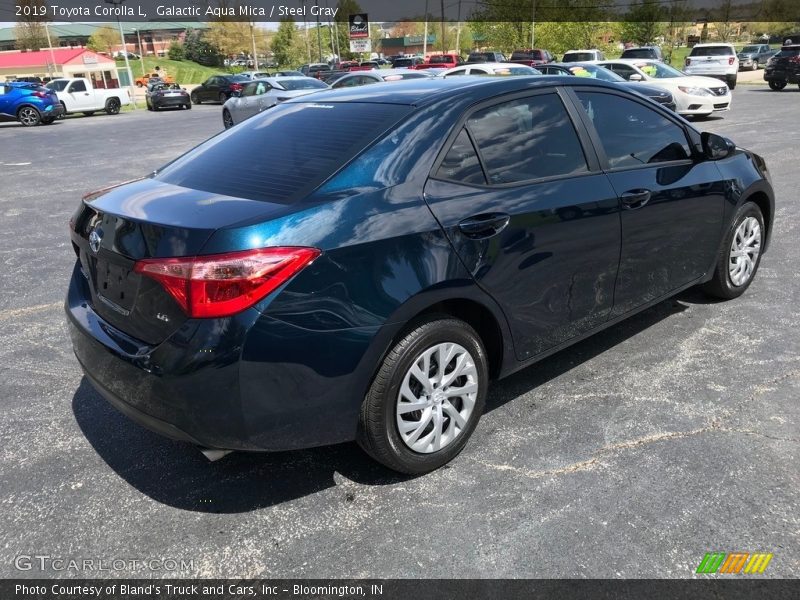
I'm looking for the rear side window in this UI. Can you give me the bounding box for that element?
[155,102,411,203]
[576,92,691,169]
[435,130,485,185]
[690,46,734,56]
[776,47,800,57]
[69,80,87,92]
[465,93,588,184]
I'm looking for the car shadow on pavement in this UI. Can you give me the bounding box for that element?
[72,293,695,513]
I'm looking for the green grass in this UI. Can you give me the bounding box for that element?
[115,56,226,84]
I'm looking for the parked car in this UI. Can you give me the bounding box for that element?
[538,62,676,111]
[597,59,732,117]
[236,70,273,80]
[684,43,739,88]
[620,46,664,61]
[299,63,332,78]
[45,77,130,117]
[467,51,508,63]
[440,63,541,77]
[737,44,776,70]
[190,74,251,104]
[562,49,606,62]
[392,56,424,69]
[0,81,62,126]
[414,54,463,70]
[221,76,329,128]
[145,82,191,111]
[328,69,433,89]
[509,49,555,66]
[763,44,800,90]
[135,72,174,87]
[11,76,43,85]
[272,70,305,77]
[64,76,773,474]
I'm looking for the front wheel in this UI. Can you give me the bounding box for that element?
[702,202,765,300]
[357,316,489,474]
[768,80,787,91]
[17,106,41,126]
[191,91,201,105]
[222,109,234,129]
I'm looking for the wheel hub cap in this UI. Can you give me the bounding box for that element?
[728,216,761,287]
[396,342,478,454]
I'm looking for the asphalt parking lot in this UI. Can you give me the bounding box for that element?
[1,87,798,578]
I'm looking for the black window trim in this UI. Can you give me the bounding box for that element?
[562,86,698,174]
[429,87,602,190]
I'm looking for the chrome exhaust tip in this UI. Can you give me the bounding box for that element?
[199,448,233,462]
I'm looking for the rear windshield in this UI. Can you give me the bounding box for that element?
[155,102,411,203]
[429,56,453,64]
[690,46,734,56]
[393,59,414,67]
[563,52,595,62]
[622,49,657,58]
[740,46,761,52]
[275,79,328,90]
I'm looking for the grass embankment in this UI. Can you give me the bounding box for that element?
[115,57,223,84]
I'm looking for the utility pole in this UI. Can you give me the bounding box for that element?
[133,27,145,76]
[301,0,311,62]
[530,0,536,49]
[104,0,135,109]
[440,0,445,53]
[250,21,259,70]
[455,0,462,57]
[423,0,428,57]
[315,0,322,62]
[44,22,57,79]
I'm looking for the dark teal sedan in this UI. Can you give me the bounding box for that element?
[66,77,774,474]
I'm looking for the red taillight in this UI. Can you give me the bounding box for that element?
[789,55,800,64]
[134,247,321,318]
[728,56,735,65]
[230,83,243,92]
[33,91,47,98]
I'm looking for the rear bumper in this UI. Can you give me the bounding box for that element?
[763,69,799,83]
[153,96,190,108]
[66,263,383,452]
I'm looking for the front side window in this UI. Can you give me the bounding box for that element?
[466,93,588,184]
[605,63,638,80]
[576,91,691,169]
[69,80,86,92]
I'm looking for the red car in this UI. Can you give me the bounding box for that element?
[414,54,463,70]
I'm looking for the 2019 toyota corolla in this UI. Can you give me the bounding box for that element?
[66,77,774,474]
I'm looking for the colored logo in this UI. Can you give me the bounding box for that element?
[696,552,773,574]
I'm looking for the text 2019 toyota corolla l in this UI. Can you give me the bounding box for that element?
[66,77,774,474]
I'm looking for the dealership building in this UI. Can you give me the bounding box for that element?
[0,48,120,85]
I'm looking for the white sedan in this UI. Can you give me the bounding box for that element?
[221,77,329,128]
[596,59,732,117]
[439,62,542,77]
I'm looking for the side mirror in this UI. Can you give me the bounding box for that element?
[231,90,242,98]
[701,131,736,160]
[628,73,643,81]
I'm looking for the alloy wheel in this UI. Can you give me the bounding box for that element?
[395,342,478,454]
[728,216,761,287]
[223,110,234,129]
[18,106,40,126]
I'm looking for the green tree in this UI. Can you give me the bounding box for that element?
[87,26,120,55]
[167,42,185,61]
[14,0,49,51]
[619,1,665,45]
[273,18,303,67]
[184,29,223,66]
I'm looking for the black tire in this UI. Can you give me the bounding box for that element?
[701,202,765,300]
[768,80,787,91]
[357,316,489,474]
[58,102,66,119]
[218,91,228,103]
[727,75,737,90]
[105,98,121,115]
[222,109,234,129]
[191,91,201,105]
[146,101,153,111]
[185,103,192,110]
[82,111,95,117]
[751,60,759,71]
[17,105,41,126]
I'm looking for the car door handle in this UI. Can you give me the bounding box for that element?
[620,189,651,209]
[457,213,510,239]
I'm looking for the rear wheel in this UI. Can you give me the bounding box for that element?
[185,103,192,110]
[768,80,787,91]
[702,202,764,300]
[357,316,488,474]
[105,98,120,115]
[751,60,759,71]
[17,106,40,126]
[726,75,737,90]
[218,91,228,103]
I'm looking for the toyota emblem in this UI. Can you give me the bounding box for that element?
[88,228,103,253]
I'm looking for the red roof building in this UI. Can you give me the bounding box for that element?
[0,48,121,88]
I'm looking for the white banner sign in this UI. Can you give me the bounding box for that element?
[349,39,372,53]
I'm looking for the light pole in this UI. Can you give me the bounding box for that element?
[44,22,57,79]
[250,21,259,70]
[423,0,429,57]
[104,0,136,109]
[133,27,145,76]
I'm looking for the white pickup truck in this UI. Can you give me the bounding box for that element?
[45,77,131,116]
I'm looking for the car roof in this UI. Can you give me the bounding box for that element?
[284,75,622,107]
[564,49,601,53]
[598,58,654,65]
[691,43,735,47]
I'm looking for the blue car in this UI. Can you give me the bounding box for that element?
[67,77,774,474]
[0,81,63,126]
